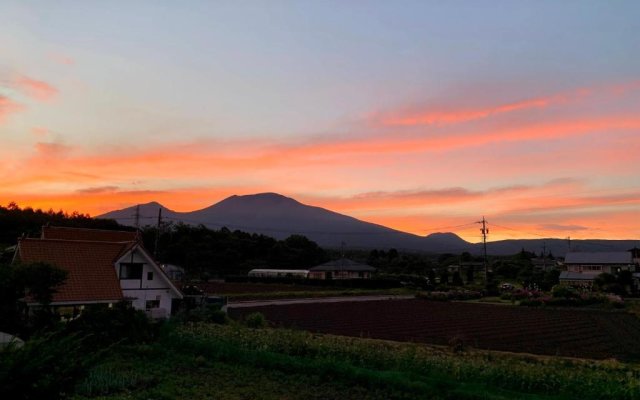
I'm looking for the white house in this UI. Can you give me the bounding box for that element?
[13,226,182,318]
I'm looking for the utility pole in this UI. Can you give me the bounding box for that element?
[154,207,162,259]
[542,241,547,270]
[134,205,140,230]
[476,217,489,283]
[567,236,571,252]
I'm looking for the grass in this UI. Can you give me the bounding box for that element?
[70,322,640,400]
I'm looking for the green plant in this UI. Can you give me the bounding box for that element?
[0,333,99,400]
[244,312,267,328]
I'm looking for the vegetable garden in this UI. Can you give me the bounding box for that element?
[229,298,640,360]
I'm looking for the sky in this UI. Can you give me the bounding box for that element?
[1,1,639,243]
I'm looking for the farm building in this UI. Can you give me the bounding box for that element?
[308,258,375,280]
[13,226,182,318]
[247,269,309,279]
[559,251,637,287]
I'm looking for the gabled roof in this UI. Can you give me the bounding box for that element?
[114,243,183,299]
[309,258,376,272]
[564,252,632,265]
[16,238,130,304]
[41,226,138,242]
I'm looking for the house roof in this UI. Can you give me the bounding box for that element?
[559,271,595,281]
[41,226,138,242]
[564,252,632,265]
[16,238,130,304]
[309,258,376,272]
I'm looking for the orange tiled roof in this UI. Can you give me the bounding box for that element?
[41,226,138,242]
[17,238,129,304]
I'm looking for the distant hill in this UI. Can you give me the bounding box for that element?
[98,193,471,253]
[98,193,638,256]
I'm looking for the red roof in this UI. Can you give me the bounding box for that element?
[16,238,130,304]
[41,226,138,242]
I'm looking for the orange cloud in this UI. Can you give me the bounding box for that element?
[374,79,640,128]
[16,76,58,101]
[380,96,554,126]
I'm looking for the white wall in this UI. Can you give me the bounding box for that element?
[115,249,180,316]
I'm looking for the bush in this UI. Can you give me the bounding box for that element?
[551,284,579,299]
[244,312,267,328]
[416,290,482,301]
[175,305,229,324]
[0,333,98,400]
[519,292,625,308]
[65,302,158,348]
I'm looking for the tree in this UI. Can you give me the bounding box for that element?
[439,269,449,285]
[15,262,68,306]
[452,271,464,286]
[460,252,472,262]
[616,270,634,295]
[427,269,436,285]
[466,264,474,284]
[593,272,623,295]
[0,262,67,334]
[387,248,399,260]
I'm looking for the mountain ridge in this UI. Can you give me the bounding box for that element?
[97,193,637,256]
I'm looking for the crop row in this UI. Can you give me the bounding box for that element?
[229,299,640,360]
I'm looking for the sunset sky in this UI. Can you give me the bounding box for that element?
[1,1,639,242]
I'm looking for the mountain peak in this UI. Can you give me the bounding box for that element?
[426,232,463,240]
[219,192,301,206]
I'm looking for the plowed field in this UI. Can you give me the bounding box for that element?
[229,299,640,360]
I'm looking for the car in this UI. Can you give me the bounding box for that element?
[500,283,515,291]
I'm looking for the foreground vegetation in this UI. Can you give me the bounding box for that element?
[68,322,640,400]
[2,301,640,399]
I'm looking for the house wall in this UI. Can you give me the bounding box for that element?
[308,270,371,280]
[308,271,325,280]
[566,264,632,274]
[559,278,593,287]
[116,250,178,316]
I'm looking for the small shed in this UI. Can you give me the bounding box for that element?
[308,258,375,280]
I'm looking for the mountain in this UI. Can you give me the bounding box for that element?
[98,193,472,253]
[98,193,638,256]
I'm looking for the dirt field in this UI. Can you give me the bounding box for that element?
[229,299,640,360]
[179,281,331,295]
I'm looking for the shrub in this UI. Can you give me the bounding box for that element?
[551,284,579,299]
[65,302,158,348]
[175,305,229,324]
[244,312,267,328]
[448,334,468,353]
[0,333,97,400]
[416,290,482,301]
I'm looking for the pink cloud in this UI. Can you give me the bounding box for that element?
[17,76,58,101]
[49,53,75,66]
[0,95,25,123]
[373,79,640,128]
[31,127,50,137]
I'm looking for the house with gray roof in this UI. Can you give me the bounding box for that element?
[560,251,637,287]
[308,258,375,280]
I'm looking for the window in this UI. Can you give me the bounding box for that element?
[145,300,160,310]
[147,271,154,281]
[120,263,143,279]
